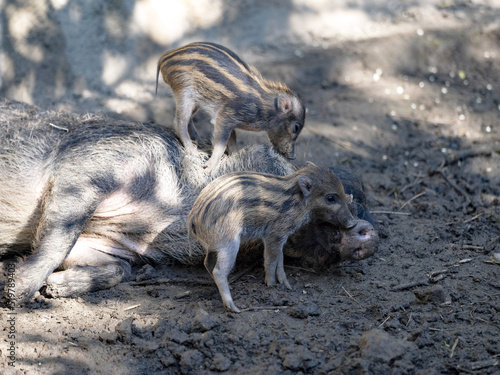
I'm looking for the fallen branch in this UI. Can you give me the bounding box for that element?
[438,171,469,198]
[462,244,484,250]
[469,358,500,371]
[391,280,428,291]
[447,358,500,373]
[239,305,290,312]
[128,277,213,286]
[445,363,473,374]
[371,210,411,215]
[445,146,493,166]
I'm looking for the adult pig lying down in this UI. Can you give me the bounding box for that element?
[0,98,378,306]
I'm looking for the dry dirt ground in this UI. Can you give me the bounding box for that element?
[1,1,500,374]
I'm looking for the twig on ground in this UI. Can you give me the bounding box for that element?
[342,286,362,306]
[129,277,214,286]
[462,244,484,250]
[429,327,446,332]
[436,170,470,202]
[463,213,483,224]
[371,210,411,215]
[391,280,428,291]
[449,338,459,358]
[469,358,500,371]
[378,315,391,328]
[445,364,473,374]
[400,191,426,210]
[285,265,318,274]
[175,291,192,299]
[400,172,424,193]
[229,263,259,284]
[445,146,493,166]
[239,305,290,312]
[124,304,141,311]
[428,269,448,283]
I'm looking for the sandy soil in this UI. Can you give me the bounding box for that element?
[1,1,500,374]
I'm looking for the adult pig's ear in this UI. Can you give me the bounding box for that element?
[298,176,313,198]
[276,94,292,113]
[346,193,354,204]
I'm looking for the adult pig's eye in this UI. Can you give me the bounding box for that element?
[325,194,339,204]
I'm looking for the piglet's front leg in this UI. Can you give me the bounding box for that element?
[263,237,292,290]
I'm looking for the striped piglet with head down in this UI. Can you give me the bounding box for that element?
[156,42,305,174]
[187,162,357,313]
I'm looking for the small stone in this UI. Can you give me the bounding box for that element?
[180,349,205,375]
[279,345,318,371]
[190,308,221,332]
[135,264,157,281]
[157,348,176,367]
[287,302,320,319]
[115,317,134,343]
[358,329,417,363]
[98,331,117,344]
[170,328,190,345]
[210,353,231,372]
[132,337,160,353]
[413,284,446,304]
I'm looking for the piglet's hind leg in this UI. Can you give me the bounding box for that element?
[204,120,235,174]
[204,241,240,313]
[174,92,198,153]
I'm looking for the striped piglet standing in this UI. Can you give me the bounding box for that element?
[156,42,305,174]
[187,162,357,312]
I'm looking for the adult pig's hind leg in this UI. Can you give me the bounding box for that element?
[44,241,131,298]
[9,190,100,304]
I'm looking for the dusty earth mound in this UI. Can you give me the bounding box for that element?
[1,1,499,374]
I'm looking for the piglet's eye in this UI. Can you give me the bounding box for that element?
[325,194,339,204]
[294,123,301,134]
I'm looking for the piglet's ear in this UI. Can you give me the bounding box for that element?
[276,94,292,113]
[298,176,313,198]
